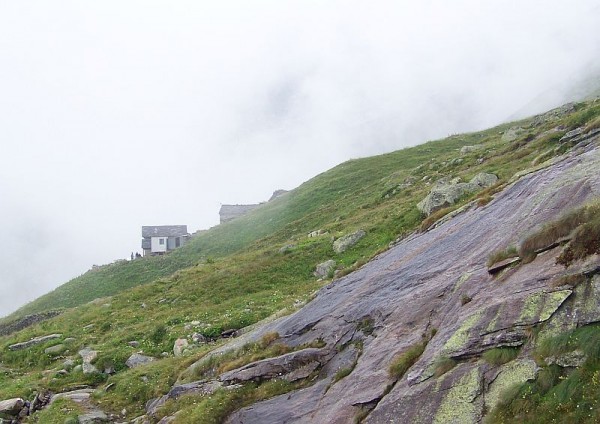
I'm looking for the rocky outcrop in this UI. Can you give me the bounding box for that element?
[8,334,62,351]
[210,137,600,423]
[333,230,366,254]
[417,172,498,216]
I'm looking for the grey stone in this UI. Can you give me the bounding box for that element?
[78,410,109,423]
[173,338,189,357]
[126,353,156,369]
[0,398,24,416]
[79,348,98,374]
[44,344,66,355]
[128,341,140,348]
[314,260,336,279]
[333,230,366,254]
[63,358,76,369]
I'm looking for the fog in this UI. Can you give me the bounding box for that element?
[1,1,599,317]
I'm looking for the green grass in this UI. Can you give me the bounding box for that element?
[1,100,599,421]
[28,398,84,424]
[487,246,518,267]
[389,341,427,380]
[482,347,520,366]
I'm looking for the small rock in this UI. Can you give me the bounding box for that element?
[64,337,76,344]
[173,339,189,357]
[221,329,237,338]
[128,341,140,348]
[73,365,83,373]
[192,333,207,344]
[63,358,75,369]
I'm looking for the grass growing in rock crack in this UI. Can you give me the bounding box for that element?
[481,347,520,366]
[389,341,427,380]
[518,200,600,264]
[486,246,518,267]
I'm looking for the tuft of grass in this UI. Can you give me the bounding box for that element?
[333,364,356,383]
[433,356,457,377]
[486,246,518,267]
[482,347,519,366]
[389,341,427,380]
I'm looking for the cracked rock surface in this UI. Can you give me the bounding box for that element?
[180,138,600,423]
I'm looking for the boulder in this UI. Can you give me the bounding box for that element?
[79,348,98,374]
[0,398,24,417]
[8,334,62,351]
[417,173,498,216]
[333,230,366,254]
[126,353,156,369]
[314,260,336,279]
[173,338,189,357]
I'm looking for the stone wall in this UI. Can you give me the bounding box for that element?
[0,310,62,337]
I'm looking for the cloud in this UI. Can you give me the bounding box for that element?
[0,0,599,316]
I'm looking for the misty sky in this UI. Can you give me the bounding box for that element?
[1,1,599,317]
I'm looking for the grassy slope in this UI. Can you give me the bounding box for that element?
[0,100,599,422]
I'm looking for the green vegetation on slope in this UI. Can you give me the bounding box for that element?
[0,100,599,422]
